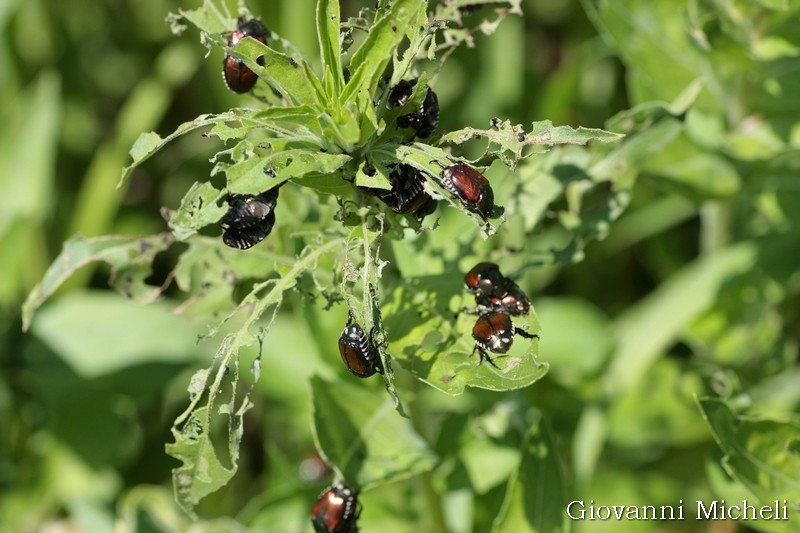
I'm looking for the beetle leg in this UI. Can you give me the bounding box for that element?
[473,344,500,369]
[514,327,540,340]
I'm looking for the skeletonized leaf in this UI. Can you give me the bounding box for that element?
[167,181,228,241]
[440,119,623,168]
[22,233,174,330]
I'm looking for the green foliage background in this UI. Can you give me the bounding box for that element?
[2,0,800,532]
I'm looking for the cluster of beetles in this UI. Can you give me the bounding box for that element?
[218,17,536,533]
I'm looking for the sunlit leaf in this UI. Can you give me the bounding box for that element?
[310,376,438,488]
[120,112,238,186]
[381,274,548,395]
[22,233,174,330]
[493,418,569,533]
[698,398,800,532]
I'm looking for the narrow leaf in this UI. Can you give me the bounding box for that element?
[341,0,426,104]
[316,0,344,97]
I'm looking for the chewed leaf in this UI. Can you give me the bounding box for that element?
[22,233,174,330]
[342,0,427,104]
[232,38,327,109]
[440,119,624,168]
[167,182,228,241]
[698,397,800,526]
[166,406,236,519]
[226,149,352,194]
[120,112,239,186]
[168,0,236,36]
[381,274,548,395]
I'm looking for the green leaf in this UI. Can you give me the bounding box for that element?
[534,297,614,382]
[167,182,228,240]
[232,38,326,109]
[606,78,704,132]
[120,112,239,186]
[644,138,741,200]
[604,243,758,397]
[341,0,427,104]
[167,238,345,515]
[354,159,392,190]
[310,376,438,488]
[22,233,174,330]
[316,0,344,97]
[440,119,623,169]
[225,149,352,194]
[583,0,721,109]
[249,105,327,140]
[168,1,234,36]
[30,292,207,378]
[698,398,800,532]
[166,404,238,519]
[317,105,363,152]
[382,274,548,395]
[493,418,570,533]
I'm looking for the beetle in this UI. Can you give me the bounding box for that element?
[222,214,275,249]
[397,88,439,138]
[220,188,279,249]
[389,79,440,138]
[311,483,361,533]
[475,285,531,316]
[360,164,435,217]
[413,195,438,220]
[387,79,415,108]
[434,162,496,220]
[222,189,279,228]
[222,18,269,93]
[471,311,538,368]
[338,317,382,378]
[464,262,507,296]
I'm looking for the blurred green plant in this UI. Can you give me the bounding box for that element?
[6,0,800,531]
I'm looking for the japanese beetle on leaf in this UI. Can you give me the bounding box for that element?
[220,188,279,250]
[223,189,279,228]
[464,262,506,296]
[464,261,532,315]
[471,311,538,368]
[311,483,361,533]
[435,162,496,220]
[338,318,381,378]
[397,88,439,138]
[475,285,531,316]
[222,214,275,249]
[359,164,436,218]
[413,195,438,220]
[222,18,269,93]
[389,79,440,138]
